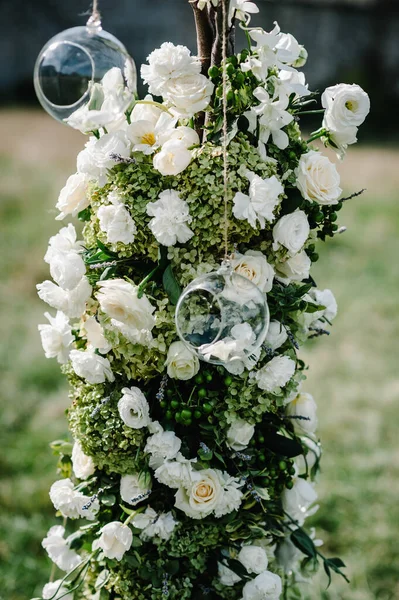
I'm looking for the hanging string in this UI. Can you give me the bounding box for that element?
[221,0,230,261]
[87,0,101,29]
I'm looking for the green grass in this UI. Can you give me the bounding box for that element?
[0,110,398,599]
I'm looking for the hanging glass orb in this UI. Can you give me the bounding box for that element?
[175,267,270,368]
[33,19,137,129]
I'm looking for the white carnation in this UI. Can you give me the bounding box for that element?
[118,386,151,429]
[146,189,194,245]
[71,440,96,479]
[145,429,182,469]
[97,202,136,245]
[296,151,342,206]
[56,172,90,220]
[233,171,284,229]
[70,349,115,384]
[141,42,200,95]
[37,277,92,319]
[231,250,275,293]
[272,210,310,255]
[226,419,255,451]
[166,341,199,380]
[238,545,269,575]
[49,478,99,520]
[97,522,132,560]
[42,525,81,572]
[252,355,296,392]
[38,311,73,364]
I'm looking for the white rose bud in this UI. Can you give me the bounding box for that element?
[71,440,96,480]
[226,419,255,451]
[166,341,200,380]
[97,522,133,561]
[286,392,318,435]
[241,570,282,600]
[238,545,269,575]
[273,210,310,255]
[118,386,151,429]
[296,151,342,206]
[56,172,90,220]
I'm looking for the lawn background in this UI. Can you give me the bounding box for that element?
[0,109,398,600]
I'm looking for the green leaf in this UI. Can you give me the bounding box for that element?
[96,239,119,258]
[163,265,181,305]
[78,207,91,221]
[291,528,317,558]
[100,266,116,281]
[263,432,303,458]
[198,448,213,461]
[165,559,180,576]
[49,440,73,456]
[125,554,141,568]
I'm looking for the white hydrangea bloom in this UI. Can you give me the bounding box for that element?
[70,349,115,384]
[42,525,81,572]
[38,311,73,364]
[233,171,284,229]
[146,189,194,246]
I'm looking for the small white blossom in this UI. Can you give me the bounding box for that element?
[251,355,296,392]
[286,392,318,435]
[146,189,194,246]
[253,87,294,150]
[82,316,111,353]
[233,171,284,229]
[272,210,310,255]
[49,478,99,520]
[127,112,177,155]
[37,277,92,319]
[282,476,318,526]
[42,525,81,572]
[118,386,151,429]
[97,196,137,245]
[230,0,259,23]
[97,522,132,561]
[71,440,96,480]
[70,349,115,384]
[38,311,73,363]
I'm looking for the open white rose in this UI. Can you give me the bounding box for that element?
[273,210,310,255]
[38,311,73,364]
[153,139,194,176]
[71,440,95,480]
[226,419,255,451]
[97,522,132,560]
[231,250,275,293]
[322,83,370,131]
[141,42,201,95]
[276,250,311,282]
[252,355,296,392]
[42,580,73,600]
[96,279,155,345]
[120,472,152,505]
[82,316,111,353]
[166,341,199,380]
[42,525,81,572]
[97,200,137,245]
[146,189,194,245]
[296,151,342,206]
[145,429,182,469]
[265,320,287,351]
[56,172,90,220]
[241,570,282,600]
[37,277,92,319]
[77,132,131,187]
[49,478,99,520]
[283,476,318,526]
[175,468,223,519]
[233,171,284,229]
[238,545,269,575]
[163,73,214,117]
[286,392,318,435]
[218,562,242,586]
[70,349,115,384]
[132,506,177,541]
[118,386,151,429]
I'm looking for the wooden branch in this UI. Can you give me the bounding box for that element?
[189,1,214,75]
[211,0,235,67]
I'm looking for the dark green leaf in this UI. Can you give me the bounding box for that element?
[96,239,119,258]
[264,432,303,457]
[78,207,91,221]
[162,265,182,305]
[291,528,317,558]
[165,560,180,576]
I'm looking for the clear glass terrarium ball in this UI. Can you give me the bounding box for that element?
[175,269,270,367]
[33,20,137,125]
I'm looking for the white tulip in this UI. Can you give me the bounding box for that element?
[42,580,73,600]
[265,321,287,351]
[276,251,311,282]
[282,476,318,526]
[153,139,194,176]
[286,392,318,434]
[120,472,152,506]
[218,562,242,586]
[241,570,282,600]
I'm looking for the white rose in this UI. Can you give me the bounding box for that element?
[118,386,151,429]
[71,440,96,479]
[141,42,201,95]
[276,251,311,282]
[265,321,287,351]
[146,189,194,245]
[322,83,370,131]
[96,279,155,345]
[97,522,132,560]
[132,507,177,541]
[286,392,318,435]
[252,356,296,392]
[175,468,223,519]
[296,151,342,206]
[153,139,194,176]
[272,210,310,255]
[166,341,199,380]
[82,316,111,353]
[70,349,115,384]
[233,171,284,229]
[97,203,136,245]
[296,437,322,474]
[218,562,242,586]
[231,250,275,293]
[238,545,269,575]
[49,478,99,520]
[77,132,131,187]
[56,172,90,220]
[42,580,73,600]
[226,419,255,451]
[163,74,214,117]
[282,476,318,526]
[241,570,282,600]
[37,277,92,319]
[120,472,152,505]
[38,311,73,364]
[145,429,182,469]
[42,525,81,572]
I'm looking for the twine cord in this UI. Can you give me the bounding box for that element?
[87,0,101,28]
[221,0,229,260]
